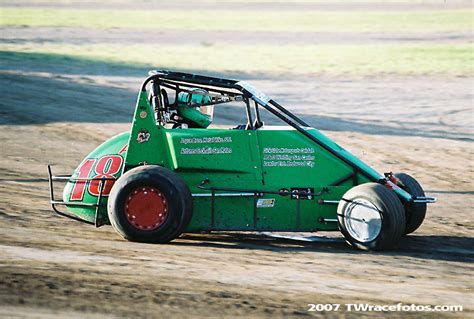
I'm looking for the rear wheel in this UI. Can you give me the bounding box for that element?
[108,165,192,243]
[337,183,406,251]
[394,173,427,234]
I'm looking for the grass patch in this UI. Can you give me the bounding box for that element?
[1,43,471,76]
[0,8,472,32]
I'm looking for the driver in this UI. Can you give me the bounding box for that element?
[176,88,214,128]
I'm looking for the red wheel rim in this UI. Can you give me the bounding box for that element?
[125,186,168,231]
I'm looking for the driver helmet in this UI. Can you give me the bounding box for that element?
[177,89,214,128]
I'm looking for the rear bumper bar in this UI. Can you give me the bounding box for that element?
[47,165,110,227]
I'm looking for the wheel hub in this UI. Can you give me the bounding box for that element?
[344,198,382,242]
[125,186,168,231]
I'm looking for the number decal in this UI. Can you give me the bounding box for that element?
[69,155,123,200]
[89,155,123,196]
[70,159,96,201]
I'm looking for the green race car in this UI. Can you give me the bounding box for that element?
[48,70,436,251]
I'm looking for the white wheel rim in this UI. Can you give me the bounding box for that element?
[343,198,382,243]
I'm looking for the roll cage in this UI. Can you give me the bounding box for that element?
[142,70,380,181]
[143,70,313,129]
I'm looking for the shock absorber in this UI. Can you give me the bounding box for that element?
[150,81,163,124]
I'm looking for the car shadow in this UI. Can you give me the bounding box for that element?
[173,232,474,263]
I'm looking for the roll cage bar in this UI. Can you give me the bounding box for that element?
[142,70,309,129]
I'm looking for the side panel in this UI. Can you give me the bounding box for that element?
[181,126,375,232]
[165,128,263,231]
[125,91,171,169]
[255,127,367,231]
[165,129,262,185]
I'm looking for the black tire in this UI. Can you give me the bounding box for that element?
[108,165,192,243]
[337,183,406,251]
[394,173,427,234]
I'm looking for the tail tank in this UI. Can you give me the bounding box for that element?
[62,131,130,224]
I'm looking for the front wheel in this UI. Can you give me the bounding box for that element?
[337,183,406,251]
[108,165,193,243]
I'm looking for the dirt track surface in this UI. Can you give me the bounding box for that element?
[1,1,473,318]
[1,64,473,318]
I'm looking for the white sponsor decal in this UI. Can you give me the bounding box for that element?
[264,154,315,161]
[263,147,314,154]
[263,147,315,168]
[181,147,232,155]
[256,198,275,208]
[180,136,232,144]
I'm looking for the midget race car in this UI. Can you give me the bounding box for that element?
[48,70,436,251]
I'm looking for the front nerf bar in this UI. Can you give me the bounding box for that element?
[47,165,110,227]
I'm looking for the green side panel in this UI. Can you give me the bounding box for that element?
[165,128,262,185]
[215,196,255,229]
[187,197,213,228]
[184,126,363,232]
[258,127,348,186]
[165,128,264,231]
[254,127,350,231]
[62,131,130,223]
[183,126,403,232]
[124,91,171,169]
[256,196,306,231]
